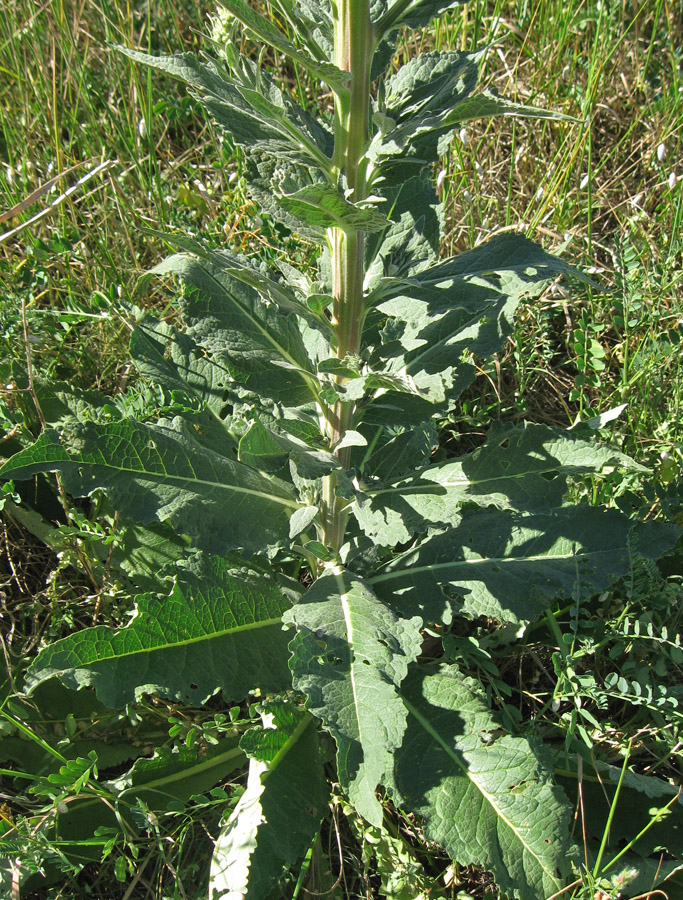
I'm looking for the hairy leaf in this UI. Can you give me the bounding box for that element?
[25,553,293,706]
[368,507,679,625]
[210,701,328,900]
[154,253,320,409]
[392,664,574,900]
[354,421,645,544]
[372,233,591,405]
[285,568,422,826]
[279,184,390,233]
[219,0,349,92]
[117,47,332,169]
[0,420,297,555]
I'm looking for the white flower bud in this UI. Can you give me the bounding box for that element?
[138,117,147,139]
[657,142,666,162]
[459,127,468,146]
[580,174,589,190]
[669,171,677,190]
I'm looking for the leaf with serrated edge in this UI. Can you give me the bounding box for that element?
[25,553,293,707]
[0,420,297,555]
[285,568,422,826]
[392,664,573,900]
[368,507,680,625]
[210,701,328,900]
[354,422,646,544]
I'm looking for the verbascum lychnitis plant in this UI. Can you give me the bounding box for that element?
[1,0,680,897]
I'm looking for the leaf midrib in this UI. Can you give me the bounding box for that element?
[369,548,601,585]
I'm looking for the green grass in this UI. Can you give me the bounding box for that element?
[1,1,682,898]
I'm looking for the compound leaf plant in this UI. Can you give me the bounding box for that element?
[1,0,681,897]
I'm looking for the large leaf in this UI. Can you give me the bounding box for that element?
[0,419,297,555]
[210,701,329,900]
[154,253,321,409]
[354,421,645,544]
[392,664,574,900]
[285,568,422,826]
[368,506,679,625]
[371,233,591,405]
[25,553,293,706]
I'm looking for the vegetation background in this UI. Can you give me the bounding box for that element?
[0,0,681,897]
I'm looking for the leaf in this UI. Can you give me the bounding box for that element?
[392,664,574,900]
[372,233,592,405]
[25,552,293,707]
[368,507,680,625]
[210,701,328,900]
[354,422,645,544]
[0,419,297,555]
[375,50,481,157]
[112,735,245,812]
[143,229,332,334]
[285,568,422,826]
[219,0,350,93]
[364,174,443,293]
[279,184,390,233]
[446,88,577,126]
[154,253,320,409]
[374,0,466,33]
[117,47,331,170]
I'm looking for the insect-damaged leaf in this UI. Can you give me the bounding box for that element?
[368,507,679,625]
[391,664,575,900]
[0,419,297,555]
[285,568,422,826]
[353,421,645,544]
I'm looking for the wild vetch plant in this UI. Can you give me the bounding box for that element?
[1,0,681,896]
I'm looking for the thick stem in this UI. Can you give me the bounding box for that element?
[320,0,372,554]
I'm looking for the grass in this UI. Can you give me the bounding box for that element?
[0,0,682,897]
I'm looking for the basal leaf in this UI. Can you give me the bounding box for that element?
[354,422,645,544]
[112,735,245,811]
[392,664,574,900]
[279,184,390,233]
[0,419,297,555]
[210,701,328,900]
[25,552,293,707]
[368,507,679,625]
[285,568,422,826]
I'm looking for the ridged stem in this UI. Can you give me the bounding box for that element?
[320,0,372,554]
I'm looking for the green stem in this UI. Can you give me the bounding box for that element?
[321,0,373,554]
